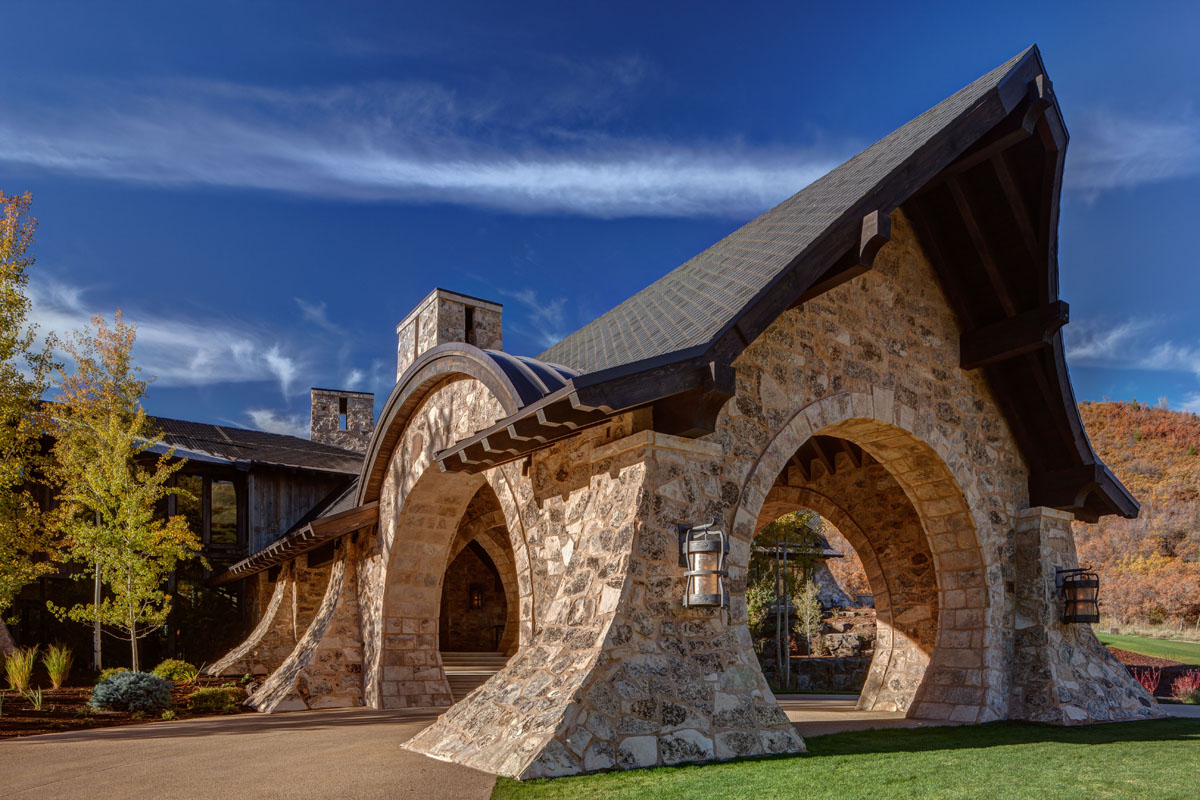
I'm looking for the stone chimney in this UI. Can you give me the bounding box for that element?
[396,288,503,379]
[310,388,375,453]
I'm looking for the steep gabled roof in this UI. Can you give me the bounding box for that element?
[539,48,1031,375]
[432,46,1134,522]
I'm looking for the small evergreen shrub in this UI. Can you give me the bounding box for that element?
[151,659,198,684]
[43,644,74,690]
[96,667,129,685]
[4,646,38,692]
[90,671,173,712]
[187,686,244,714]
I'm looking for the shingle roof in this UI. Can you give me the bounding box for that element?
[540,48,1032,375]
[149,416,363,475]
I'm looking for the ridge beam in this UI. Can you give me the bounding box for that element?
[960,301,1069,370]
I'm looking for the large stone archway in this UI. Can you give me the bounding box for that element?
[735,391,1002,723]
[364,377,535,709]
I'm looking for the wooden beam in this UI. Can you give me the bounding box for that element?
[947,176,1018,316]
[838,438,862,469]
[858,210,892,268]
[991,152,1042,269]
[809,436,836,477]
[942,127,1031,178]
[788,451,811,484]
[960,301,1069,370]
[1021,74,1054,134]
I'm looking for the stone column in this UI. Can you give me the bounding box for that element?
[1009,507,1163,723]
[404,430,801,779]
[0,621,15,655]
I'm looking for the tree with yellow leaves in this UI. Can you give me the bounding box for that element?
[0,191,58,626]
[47,312,201,672]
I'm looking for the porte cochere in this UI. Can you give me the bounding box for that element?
[206,46,1161,779]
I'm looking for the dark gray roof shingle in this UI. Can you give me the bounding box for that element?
[150,416,363,474]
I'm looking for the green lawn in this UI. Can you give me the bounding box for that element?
[1097,632,1200,666]
[493,719,1200,800]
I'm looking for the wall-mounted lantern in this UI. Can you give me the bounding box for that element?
[677,519,729,608]
[469,583,484,610]
[1056,567,1100,623]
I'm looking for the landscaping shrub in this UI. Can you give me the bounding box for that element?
[1131,666,1161,694]
[4,646,38,692]
[187,686,244,714]
[96,667,129,685]
[1171,669,1200,704]
[90,671,173,712]
[43,644,74,690]
[151,659,198,684]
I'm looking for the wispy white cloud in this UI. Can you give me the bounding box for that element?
[245,408,308,438]
[1068,108,1200,195]
[28,276,307,397]
[499,288,569,348]
[1181,393,1200,415]
[344,368,366,390]
[295,297,344,335]
[1067,316,1200,379]
[0,77,844,218]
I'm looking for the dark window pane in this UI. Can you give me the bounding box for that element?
[210,481,238,545]
[175,475,203,539]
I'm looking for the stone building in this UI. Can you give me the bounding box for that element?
[206,45,1161,780]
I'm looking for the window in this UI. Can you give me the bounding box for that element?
[338,396,348,431]
[209,481,238,546]
[465,305,476,346]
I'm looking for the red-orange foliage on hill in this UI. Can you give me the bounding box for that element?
[1075,401,1200,626]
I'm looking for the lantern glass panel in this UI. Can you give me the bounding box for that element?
[691,549,722,597]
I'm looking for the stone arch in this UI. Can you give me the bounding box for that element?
[757,478,938,713]
[735,390,1003,724]
[362,375,536,709]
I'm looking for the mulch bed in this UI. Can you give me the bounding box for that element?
[0,676,251,739]
[1107,646,1196,698]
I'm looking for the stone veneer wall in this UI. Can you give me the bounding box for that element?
[207,559,332,677]
[759,459,938,713]
[1010,507,1161,723]
[406,429,803,778]
[245,538,364,711]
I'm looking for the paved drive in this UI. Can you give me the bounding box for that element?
[0,708,496,800]
[3,697,1194,799]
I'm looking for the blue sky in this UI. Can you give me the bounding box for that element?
[4,1,1199,436]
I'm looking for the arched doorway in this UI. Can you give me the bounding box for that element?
[734,393,998,723]
[437,484,519,699]
[752,435,940,713]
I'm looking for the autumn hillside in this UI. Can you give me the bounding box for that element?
[1074,401,1200,625]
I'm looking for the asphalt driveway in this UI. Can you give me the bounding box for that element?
[0,708,495,800]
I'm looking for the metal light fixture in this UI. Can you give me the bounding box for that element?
[469,583,484,610]
[677,518,729,608]
[1056,567,1100,623]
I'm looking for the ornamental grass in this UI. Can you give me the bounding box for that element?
[43,643,74,690]
[4,645,38,692]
